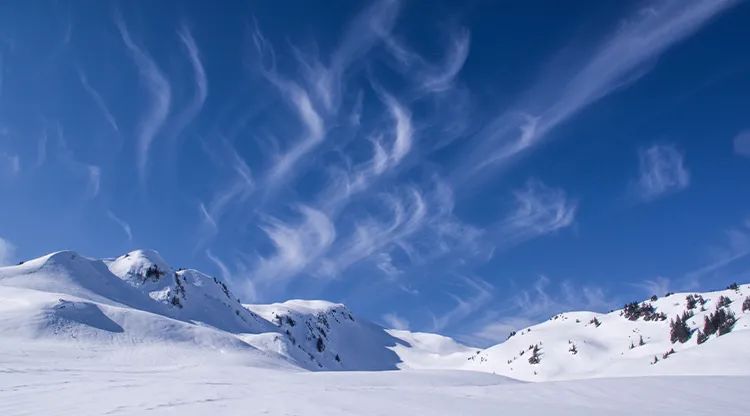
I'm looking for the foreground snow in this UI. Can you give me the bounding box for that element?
[1,341,748,416]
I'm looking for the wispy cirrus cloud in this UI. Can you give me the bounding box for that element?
[432,275,493,332]
[115,11,171,183]
[266,83,325,188]
[206,249,232,283]
[252,205,336,285]
[469,276,615,345]
[466,0,737,176]
[295,0,400,113]
[107,210,133,242]
[499,179,577,246]
[684,217,750,285]
[196,139,255,247]
[634,144,689,201]
[0,236,16,266]
[385,26,471,94]
[382,312,409,330]
[86,165,101,198]
[76,67,119,132]
[0,151,20,178]
[169,23,208,142]
[319,187,427,277]
[634,276,672,298]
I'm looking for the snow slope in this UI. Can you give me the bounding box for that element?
[465,285,750,381]
[0,339,747,416]
[245,300,407,370]
[3,249,750,382]
[2,249,750,414]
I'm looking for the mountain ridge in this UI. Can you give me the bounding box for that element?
[2,248,749,380]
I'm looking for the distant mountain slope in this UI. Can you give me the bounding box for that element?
[464,285,750,380]
[245,300,406,370]
[2,249,749,381]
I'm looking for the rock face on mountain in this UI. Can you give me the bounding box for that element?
[2,249,749,380]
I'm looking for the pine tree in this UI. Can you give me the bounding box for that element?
[528,345,541,364]
[742,296,750,313]
[696,330,707,345]
[669,314,690,343]
[686,295,697,310]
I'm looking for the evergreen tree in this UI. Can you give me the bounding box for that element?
[743,296,750,313]
[696,330,707,345]
[685,295,697,310]
[528,345,541,364]
[669,314,690,343]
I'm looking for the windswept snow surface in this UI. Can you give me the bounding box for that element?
[2,250,750,414]
[0,341,747,415]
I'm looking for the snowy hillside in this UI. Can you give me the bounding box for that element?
[2,249,750,415]
[0,249,468,372]
[2,249,750,382]
[465,285,750,381]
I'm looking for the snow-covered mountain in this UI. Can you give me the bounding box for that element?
[2,249,749,381]
[0,249,465,372]
[464,285,750,380]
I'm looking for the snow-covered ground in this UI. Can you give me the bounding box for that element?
[1,340,747,416]
[2,249,750,415]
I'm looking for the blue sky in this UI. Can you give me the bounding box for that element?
[1,0,750,345]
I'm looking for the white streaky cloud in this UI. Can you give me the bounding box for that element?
[469,0,737,174]
[76,67,119,132]
[106,210,133,242]
[635,276,672,298]
[0,152,20,177]
[35,130,47,168]
[472,317,536,344]
[383,93,413,166]
[86,165,101,198]
[296,0,400,113]
[470,276,615,344]
[198,202,218,234]
[421,28,471,93]
[265,81,325,187]
[317,94,413,214]
[432,276,493,332]
[320,188,427,276]
[635,144,690,201]
[684,217,750,285]
[53,125,104,197]
[197,140,255,246]
[0,236,16,266]
[253,205,336,284]
[382,312,409,330]
[206,249,232,284]
[500,179,577,245]
[375,252,401,277]
[115,12,171,182]
[733,130,750,157]
[170,24,208,141]
[382,23,470,94]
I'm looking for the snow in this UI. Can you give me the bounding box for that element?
[0,340,747,415]
[2,249,750,414]
[464,286,750,381]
